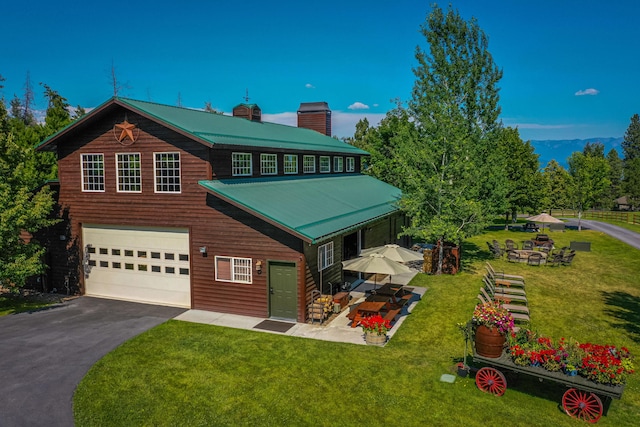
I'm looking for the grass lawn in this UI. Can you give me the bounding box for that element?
[74,228,640,426]
[0,290,63,316]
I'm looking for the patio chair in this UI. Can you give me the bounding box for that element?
[483,275,527,297]
[491,240,505,255]
[506,250,521,263]
[527,252,544,266]
[477,292,530,324]
[485,262,524,281]
[505,239,518,251]
[485,267,526,288]
[521,240,534,250]
[486,242,502,258]
[561,251,576,266]
[538,242,553,254]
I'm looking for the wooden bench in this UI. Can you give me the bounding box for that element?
[383,308,402,322]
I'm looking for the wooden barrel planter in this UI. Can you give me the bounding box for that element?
[474,325,506,358]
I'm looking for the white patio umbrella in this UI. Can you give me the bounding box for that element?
[525,213,564,231]
[342,253,413,289]
[359,244,424,263]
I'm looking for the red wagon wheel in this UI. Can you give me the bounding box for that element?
[562,388,603,423]
[475,367,507,396]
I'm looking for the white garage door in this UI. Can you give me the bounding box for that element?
[83,224,191,307]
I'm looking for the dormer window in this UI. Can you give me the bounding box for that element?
[232,153,252,176]
[319,156,330,173]
[333,156,343,173]
[260,154,277,175]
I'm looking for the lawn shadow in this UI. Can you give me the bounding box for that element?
[602,290,640,343]
[460,240,494,274]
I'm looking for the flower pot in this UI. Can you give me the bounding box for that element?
[365,332,387,346]
[474,325,505,358]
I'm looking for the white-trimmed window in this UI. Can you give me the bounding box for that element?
[303,155,316,173]
[284,154,298,174]
[232,152,252,176]
[215,256,252,284]
[154,152,181,193]
[319,156,331,173]
[116,153,142,192]
[260,153,277,175]
[318,242,334,271]
[81,153,105,192]
[346,157,355,172]
[333,156,343,172]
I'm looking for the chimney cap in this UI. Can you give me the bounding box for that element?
[297,102,330,113]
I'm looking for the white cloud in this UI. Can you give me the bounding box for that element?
[373,103,379,107]
[575,88,599,96]
[348,102,369,110]
[262,112,298,127]
[305,83,315,89]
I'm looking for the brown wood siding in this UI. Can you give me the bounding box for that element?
[302,236,343,320]
[53,106,307,319]
[297,112,331,136]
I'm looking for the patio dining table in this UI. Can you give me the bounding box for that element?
[347,301,386,328]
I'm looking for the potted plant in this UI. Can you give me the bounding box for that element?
[360,314,391,346]
[472,301,515,358]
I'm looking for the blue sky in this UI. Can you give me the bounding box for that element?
[1,0,638,141]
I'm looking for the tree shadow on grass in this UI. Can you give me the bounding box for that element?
[460,240,495,274]
[602,291,640,343]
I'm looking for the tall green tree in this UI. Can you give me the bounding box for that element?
[606,148,624,208]
[397,5,506,273]
[542,160,573,214]
[0,99,57,291]
[568,145,611,230]
[622,114,640,208]
[498,127,542,227]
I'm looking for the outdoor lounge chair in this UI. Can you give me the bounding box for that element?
[527,252,544,266]
[483,278,528,304]
[480,288,529,314]
[483,275,527,297]
[561,251,576,266]
[477,293,530,324]
[485,262,525,281]
[485,268,526,288]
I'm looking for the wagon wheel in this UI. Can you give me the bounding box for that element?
[562,388,603,423]
[475,367,507,396]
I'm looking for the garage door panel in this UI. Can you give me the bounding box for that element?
[83,225,190,308]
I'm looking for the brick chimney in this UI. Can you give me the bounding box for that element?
[297,102,331,136]
[232,103,262,122]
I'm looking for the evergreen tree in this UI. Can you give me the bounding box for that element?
[542,160,573,214]
[622,114,640,208]
[568,146,611,230]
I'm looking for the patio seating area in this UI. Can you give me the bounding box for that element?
[488,235,576,267]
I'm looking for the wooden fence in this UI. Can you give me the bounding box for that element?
[550,210,640,225]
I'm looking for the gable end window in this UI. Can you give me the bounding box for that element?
[346,157,355,172]
[318,242,334,271]
[215,256,252,284]
[116,153,142,192]
[260,153,277,175]
[284,154,298,174]
[81,153,105,192]
[333,156,343,173]
[319,156,330,173]
[232,153,252,176]
[154,152,181,193]
[303,155,316,173]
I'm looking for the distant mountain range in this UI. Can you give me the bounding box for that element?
[529,137,624,169]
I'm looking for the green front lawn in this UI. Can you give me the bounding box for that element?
[74,229,640,426]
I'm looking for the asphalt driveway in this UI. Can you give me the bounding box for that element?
[0,297,185,427]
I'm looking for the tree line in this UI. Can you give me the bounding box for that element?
[346,5,640,273]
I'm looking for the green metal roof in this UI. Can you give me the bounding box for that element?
[37,98,369,155]
[199,174,401,243]
[123,98,367,154]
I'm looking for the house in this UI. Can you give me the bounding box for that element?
[36,97,406,322]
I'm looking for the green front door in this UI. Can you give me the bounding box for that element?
[268,261,298,320]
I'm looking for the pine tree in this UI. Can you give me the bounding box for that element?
[622,114,640,208]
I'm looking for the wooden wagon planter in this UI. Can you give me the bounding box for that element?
[472,351,625,423]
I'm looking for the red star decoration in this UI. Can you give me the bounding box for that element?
[114,120,137,142]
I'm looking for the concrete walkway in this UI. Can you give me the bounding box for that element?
[562,218,640,250]
[176,271,425,346]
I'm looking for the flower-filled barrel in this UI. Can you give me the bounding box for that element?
[472,301,515,358]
